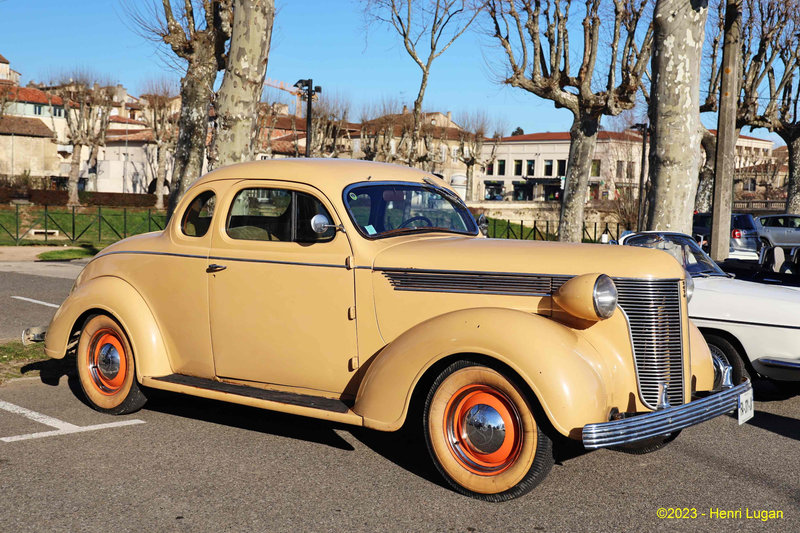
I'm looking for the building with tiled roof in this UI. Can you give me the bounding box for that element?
[0,116,60,177]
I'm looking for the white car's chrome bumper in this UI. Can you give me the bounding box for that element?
[582,380,752,449]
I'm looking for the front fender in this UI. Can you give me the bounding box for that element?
[44,275,172,380]
[353,308,613,438]
[689,321,714,392]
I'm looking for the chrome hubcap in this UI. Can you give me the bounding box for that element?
[97,343,120,380]
[463,404,506,454]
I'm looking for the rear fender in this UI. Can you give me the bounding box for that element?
[44,276,172,379]
[353,308,610,438]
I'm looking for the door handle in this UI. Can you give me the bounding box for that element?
[206,264,227,273]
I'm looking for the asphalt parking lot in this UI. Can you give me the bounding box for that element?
[1,262,799,532]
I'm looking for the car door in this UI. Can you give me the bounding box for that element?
[787,216,800,245]
[207,181,358,395]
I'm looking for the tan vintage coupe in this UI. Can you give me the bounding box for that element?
[38,159,752,501]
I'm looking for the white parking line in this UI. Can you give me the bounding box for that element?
[0,400,144,443]
[11,296,60,308]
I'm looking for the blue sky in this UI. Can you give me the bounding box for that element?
[0,0,781,144]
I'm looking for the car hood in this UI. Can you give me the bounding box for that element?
[690,276,800,326]
[372,236,686,280]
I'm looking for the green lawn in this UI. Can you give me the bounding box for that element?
[37,245,101,261]
[0,341,49,383]
[0,206,167,246]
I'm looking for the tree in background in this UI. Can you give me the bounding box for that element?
[358,99,409,163]
[47,73,114,207]
[696,0,794,213]
[128,0,233,218]
[510,126,523,136]
[209,0,274,168]
[456,110,501,201]
[485,0,653,242]
[140,78,179,209]
[363,0,480,168]
[308,93,353,158]
[646,0,708,233]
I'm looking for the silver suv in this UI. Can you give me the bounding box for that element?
[756,214,800,247]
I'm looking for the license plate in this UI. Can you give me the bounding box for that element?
[738,389,754,424]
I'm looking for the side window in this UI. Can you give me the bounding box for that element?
[226,187,334,243]
[181,190,216,237]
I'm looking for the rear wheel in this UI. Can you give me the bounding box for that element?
[423,361,553,501]
[76,314,147,415]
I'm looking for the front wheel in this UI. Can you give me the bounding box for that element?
[76,314,147,415]
[423,361,554,501]
[704,333,750,386]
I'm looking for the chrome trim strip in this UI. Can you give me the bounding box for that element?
[98,250,347,269]
[582,380,752,449]
[690,316,800,331]
[757,358,800,370]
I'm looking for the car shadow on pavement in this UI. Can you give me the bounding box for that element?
[752,378,800,402]
[142,388,358,451]
[748,411,800,442]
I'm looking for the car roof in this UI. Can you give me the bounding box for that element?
[191,159,437,196]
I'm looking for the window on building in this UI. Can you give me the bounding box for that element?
[591,160,601,177]
[544,160,554,176]
[526,160,535,176]
[486,162,494,176]
[484,181,504,200]
[627,161,636,181]
[616,160,625,180]
[513,182,533,201]
[53,107,64,117]
[452,146,459,160]
[33,104,43,115]
[557,160,567,177]
[743,178,756,192]
[497,160,506,176]
[513,160,522,176]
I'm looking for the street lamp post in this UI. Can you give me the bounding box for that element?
[632,122,649,232]
[294,78,322,157]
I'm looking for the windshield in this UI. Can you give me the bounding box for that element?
[624,233,727,276]
[343,182,478,239]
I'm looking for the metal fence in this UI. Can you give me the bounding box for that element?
[0,205,167,245]
[487,218,628,242]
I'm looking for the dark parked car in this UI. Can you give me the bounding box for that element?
[756,214,800,247]
[692,213,759,257]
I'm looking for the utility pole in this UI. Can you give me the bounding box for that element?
[293,79,321,158]
[710,0,742,262]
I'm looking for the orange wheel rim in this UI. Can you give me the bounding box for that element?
[443,384,523,475]
[86,329,127,395]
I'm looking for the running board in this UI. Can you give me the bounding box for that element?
[143,374,362,426]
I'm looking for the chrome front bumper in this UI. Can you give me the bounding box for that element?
[582,380,752,449]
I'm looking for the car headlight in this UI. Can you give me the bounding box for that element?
[685,272,694,302]
[593,274,618,319]
[554,273,618,321]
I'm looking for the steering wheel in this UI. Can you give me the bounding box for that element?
[399,215,433,229]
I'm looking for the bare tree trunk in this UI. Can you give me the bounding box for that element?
[210,0,274,168]
[67,144,84,207]
[696,128,716,212]
[647,0,707,234]
[786,136,800,213]
[559,116,599,242]
[408,70,429,167]
[167,61,218,218]
[155,143,168,210]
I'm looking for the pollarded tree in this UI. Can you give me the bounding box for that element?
[127,0,233,218]
[140,79,179,209]
[646,0,708,233]
[485,0,653,242]
[209,0,275,168]
[456,110,501,201]
[47,73,115,207]
[362,1,480,169]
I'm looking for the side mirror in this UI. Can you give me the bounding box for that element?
[477,214,488,236]
[311,214,332,234]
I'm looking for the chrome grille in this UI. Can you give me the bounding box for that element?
[380,269,554,296]
[614,278,684,409]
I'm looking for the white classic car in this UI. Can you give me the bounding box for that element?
[621,232,800,384]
